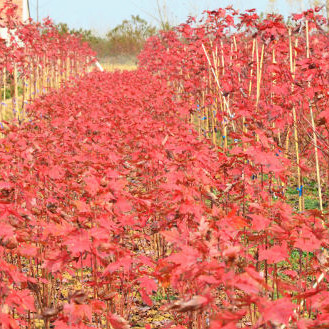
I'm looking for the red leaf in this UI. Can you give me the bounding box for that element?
[84,175,100,196]
[250,214,270,231]
[260,297,295,325]
[139,276,157,294]
[258,242,288,263]
[140,288,153,307]
[107,313,130,329]
[47,166,65,180]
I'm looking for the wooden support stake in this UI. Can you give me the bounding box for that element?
[14,64,18,120]
[306,20,323,213]
[289,29,303,212]
[1,67,6,121]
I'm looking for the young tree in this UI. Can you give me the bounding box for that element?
[286,0,329,22]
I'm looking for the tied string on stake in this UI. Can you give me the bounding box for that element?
[297,185,303,197]
[275,150,282,156]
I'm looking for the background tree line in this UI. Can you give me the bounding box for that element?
[56,15,159,60]
[56,0,329,61]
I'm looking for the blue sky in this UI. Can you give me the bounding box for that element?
[27,0,316,35]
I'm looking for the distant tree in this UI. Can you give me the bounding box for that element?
[55,23,112,58]
[106,15,157,55]
[55,23,97,43]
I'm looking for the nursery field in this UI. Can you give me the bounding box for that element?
[3,4,329,329]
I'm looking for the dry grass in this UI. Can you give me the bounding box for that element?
[0,97,23,122]
[101,62,137,72]
[99,56,138,72]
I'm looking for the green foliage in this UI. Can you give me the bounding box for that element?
[54,16,158,59]
[106,15,157,55]
[152,290,178,302]
[56,23,97,44]
[55,22,110,58]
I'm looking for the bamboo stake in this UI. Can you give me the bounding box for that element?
[35,59,39,97]
[272,49,281,145]
[13,64,18,120]
[28,72,32,102]
[306,20,323,213]
[217,96,226,149]
[233,35,237,52]
[220,40,225,75]
[202,43,236,133]
[201,91,205,137]
[21,74,26,119]
[211,47,219,145]
[256,40,265,107]
[1,67,6,121]
[289,29,303,212]
[255,40,264,144]
[241,38,256,143]
[33,63,37,100]
[248,39,256,97]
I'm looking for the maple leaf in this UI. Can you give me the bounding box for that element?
[0,181,13,190]
[250,213,271,231]
[198,275,220,285]
[140,288,153,306]
[6,289,36,313]
[294,228,322,252]
[167,245,200,267]
[73,200,90,213]
[102,256,134,276]
[17,244,38,258]
[63,303,92,324]
[65,230,91,255]
[43,250,71,273]
[168,295,209,312]
[161,228,182,244]
[0,223,14,240]
[47,165,65,180]
[115,197,132,213]
[83,175,100,197]
[0,313,19,329]
[107,313,131,329]
[258,242,289,263]
[259,297,295,325]
[139,276,157,294]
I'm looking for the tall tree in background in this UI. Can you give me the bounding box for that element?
[106,15,156,55]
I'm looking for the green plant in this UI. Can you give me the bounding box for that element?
[106,15,157,55]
